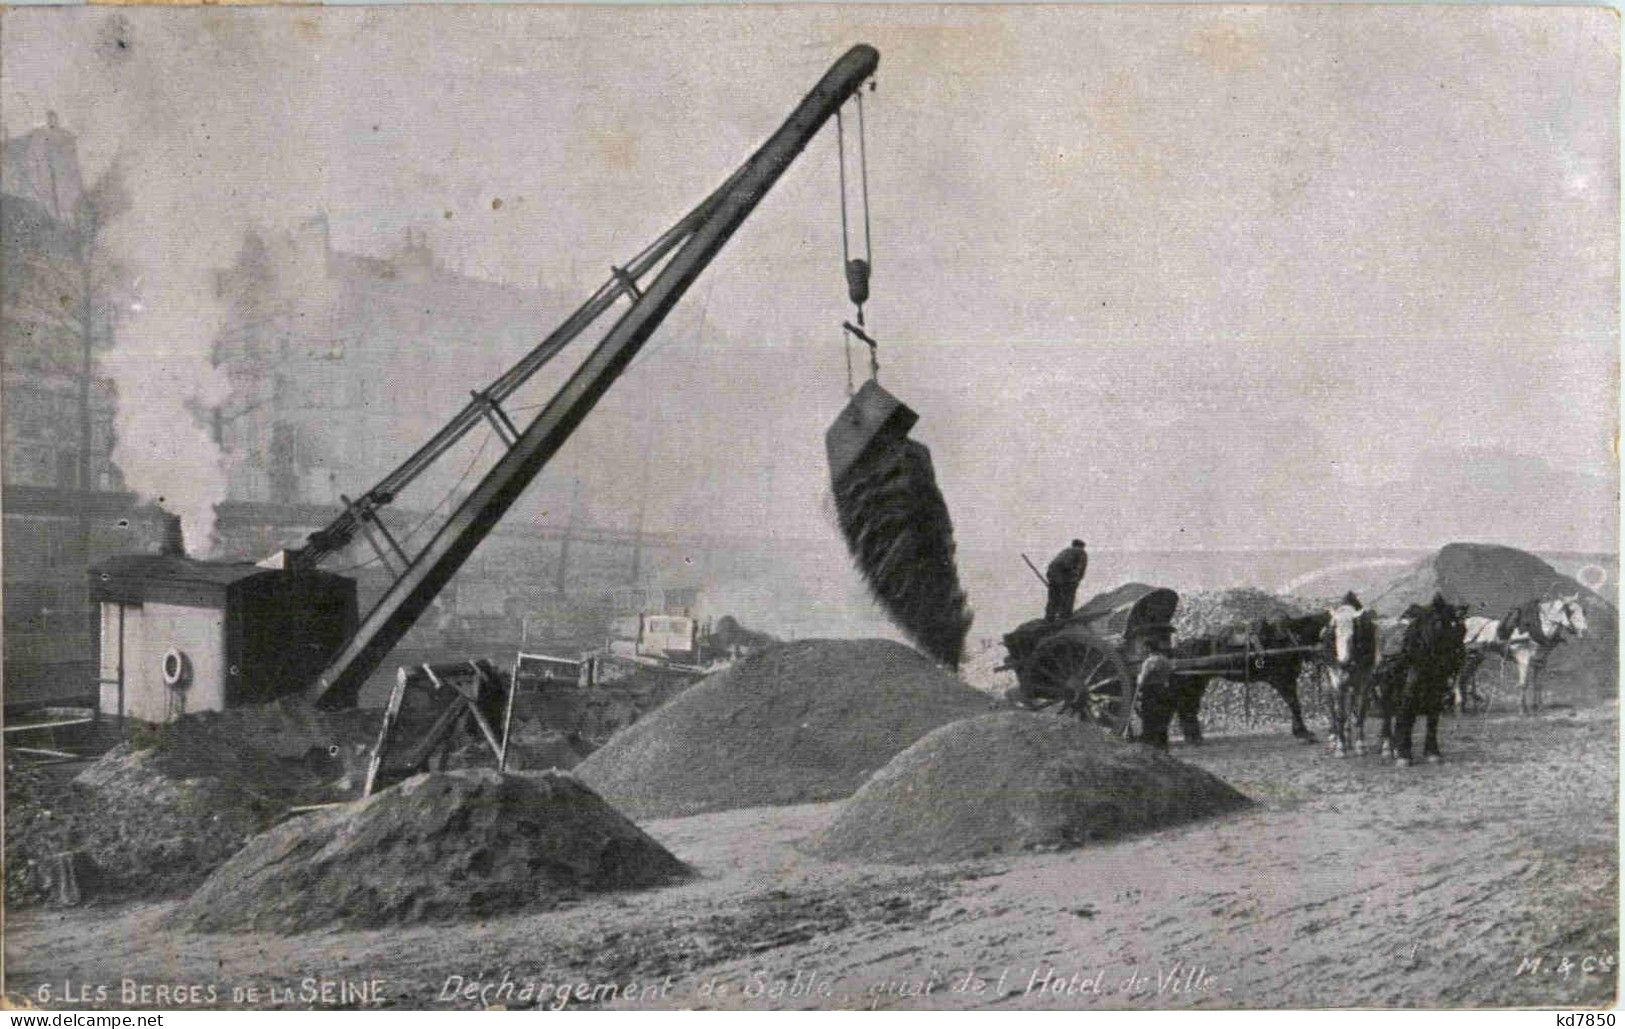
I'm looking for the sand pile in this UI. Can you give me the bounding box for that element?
[5,750,276,905]
[1173,589,1313,641]
[168,769,691,934]
[1371,543,1618,695]
[5,702,382,906]
[574,639,1002,819]
[808,712,1251,863]
[119,700,381,796]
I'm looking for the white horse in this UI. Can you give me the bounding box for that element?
[1321,603,1378,756]
[1326,605,1425,758]
[1459,594,1588,714]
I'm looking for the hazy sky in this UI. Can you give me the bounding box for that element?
[3,5,1617,556]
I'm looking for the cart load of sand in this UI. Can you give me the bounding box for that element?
[168,769,691,934]
[807,712,1250,863]
[1173,589,1314,641]
[574,639,1002,819]
[1372,543,1618,695]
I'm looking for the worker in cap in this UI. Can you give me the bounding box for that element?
[1044,539,1088,621]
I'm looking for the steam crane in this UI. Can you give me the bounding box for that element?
[292,46,880,709]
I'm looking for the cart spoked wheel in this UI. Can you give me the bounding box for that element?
[1021,628,1136,736]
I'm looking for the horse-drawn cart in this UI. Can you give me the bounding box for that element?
[1001,584,1178,736]
[1001,583,1332,739]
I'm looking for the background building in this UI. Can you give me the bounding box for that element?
[1,123,720,708]
[205,214,717,668]
[1,116,167,705]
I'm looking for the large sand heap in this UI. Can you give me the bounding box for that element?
[574,639,1002,819]
[6,702,381,905]
[1371,543,1617,695]
[807,712,1251,863]
[168,770,691,934]
[5,751,275,905]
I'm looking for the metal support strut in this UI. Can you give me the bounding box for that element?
[341,494,410,575]
[308,46,881,708]
[471,390,521,448]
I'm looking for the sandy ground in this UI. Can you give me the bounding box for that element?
[4,701,1616,1011]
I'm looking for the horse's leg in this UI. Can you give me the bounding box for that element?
[1463,651,1487,712]
[1516,650,1532,715]
[1175,676,1206,745]
[1326,670,1340,753]
[1392,676,1417,766]
[1375,683,1390,756]
[1455,652,1479,714]
[1318,666,1338,750]
[1530,650,1545,712]
[1393,713,1415,765]
[1320,667,1337,752]
[1423,710,1442,762]
[1331,669,1351,756]
[1374,670,1394,757]
[1351,669,1370,756]
[1275,673,1315,743]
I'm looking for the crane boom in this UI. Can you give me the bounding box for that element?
[290,163,750,571]
[308,44,880,708]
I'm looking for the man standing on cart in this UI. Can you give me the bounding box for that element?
[1044,539,1089,621]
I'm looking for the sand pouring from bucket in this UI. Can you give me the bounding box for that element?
[822,87,971,668]
[826,381,973,668]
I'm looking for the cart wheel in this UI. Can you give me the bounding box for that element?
[1022,629,1135,735]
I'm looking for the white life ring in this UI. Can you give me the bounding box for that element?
[161,648,192,688]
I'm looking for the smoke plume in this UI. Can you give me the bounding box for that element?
[8,11,327,553]
[101,262,231,553]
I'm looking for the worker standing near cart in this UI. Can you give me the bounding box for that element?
[1044,539,1089,621]
[1135,632,1177,750]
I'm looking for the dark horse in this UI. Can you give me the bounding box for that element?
[1154,612,1329,746]
[1363,594,1470,766]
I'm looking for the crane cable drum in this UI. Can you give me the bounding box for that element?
[822,81,973,670]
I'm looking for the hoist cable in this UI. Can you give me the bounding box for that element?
[835,94,877,384]
[856,91,872,268]
[835,109,852,267]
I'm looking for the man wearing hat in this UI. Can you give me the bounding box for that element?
[1044,539,1089,621]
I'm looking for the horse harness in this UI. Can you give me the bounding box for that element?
[1499,599,1575,649]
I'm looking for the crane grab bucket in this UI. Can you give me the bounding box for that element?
[825,379,916,486]
[825,381,973,669]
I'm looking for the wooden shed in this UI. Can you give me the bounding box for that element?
[89,554,357,723]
